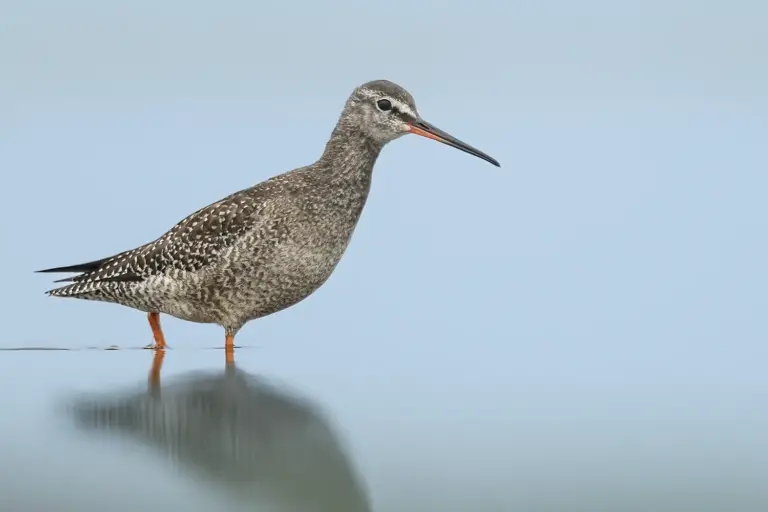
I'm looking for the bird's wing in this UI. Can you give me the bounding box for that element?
[39,184,286,285]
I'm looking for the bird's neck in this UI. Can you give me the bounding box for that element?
[318,124,383,186]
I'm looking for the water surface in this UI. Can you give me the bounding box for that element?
[0,344,765,512]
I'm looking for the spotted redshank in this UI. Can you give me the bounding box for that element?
[37,80,500,351]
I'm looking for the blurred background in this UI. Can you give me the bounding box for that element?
[1,1,767,510]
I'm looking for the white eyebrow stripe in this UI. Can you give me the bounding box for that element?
[360,88,420,117]
[391,98,418,118]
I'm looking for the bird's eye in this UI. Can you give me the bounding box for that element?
[376,99,392,112]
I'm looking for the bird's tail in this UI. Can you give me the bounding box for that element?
[45,281,98,298]
[37,256,115,298]
[37,256,113,277]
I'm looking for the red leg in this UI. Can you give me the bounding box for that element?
[147,312,167,349]
[225,329,235,366]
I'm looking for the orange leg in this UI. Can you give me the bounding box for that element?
[225,329,235,366]
[147,312,167,349]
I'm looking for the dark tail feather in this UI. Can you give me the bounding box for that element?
[36,256,113,275]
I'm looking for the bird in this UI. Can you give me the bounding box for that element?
[37,79,500,351]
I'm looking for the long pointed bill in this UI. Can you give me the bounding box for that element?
[407,119,500,167]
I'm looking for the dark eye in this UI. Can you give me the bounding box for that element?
[376,99,392,112]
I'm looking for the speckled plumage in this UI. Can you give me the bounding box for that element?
[38,79,500,347]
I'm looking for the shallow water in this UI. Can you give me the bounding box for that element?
[0,344,766,512]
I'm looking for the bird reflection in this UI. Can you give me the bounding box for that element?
[70,351,371,512]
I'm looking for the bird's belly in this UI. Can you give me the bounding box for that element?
[240,242,347,319]
[161,238,349,326]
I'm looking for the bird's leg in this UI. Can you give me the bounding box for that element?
[146,312,167,350]
[224,327,236,366]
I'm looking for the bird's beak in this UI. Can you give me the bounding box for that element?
[407,119,500,167]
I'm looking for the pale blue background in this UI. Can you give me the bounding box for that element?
[1,1,767,510]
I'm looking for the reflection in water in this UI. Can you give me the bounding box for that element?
[69,351,371,512]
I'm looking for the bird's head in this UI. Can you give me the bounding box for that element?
[340,79,500,167]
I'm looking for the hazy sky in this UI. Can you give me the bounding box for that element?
[3,0,765,344]
[1,1,767,509]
